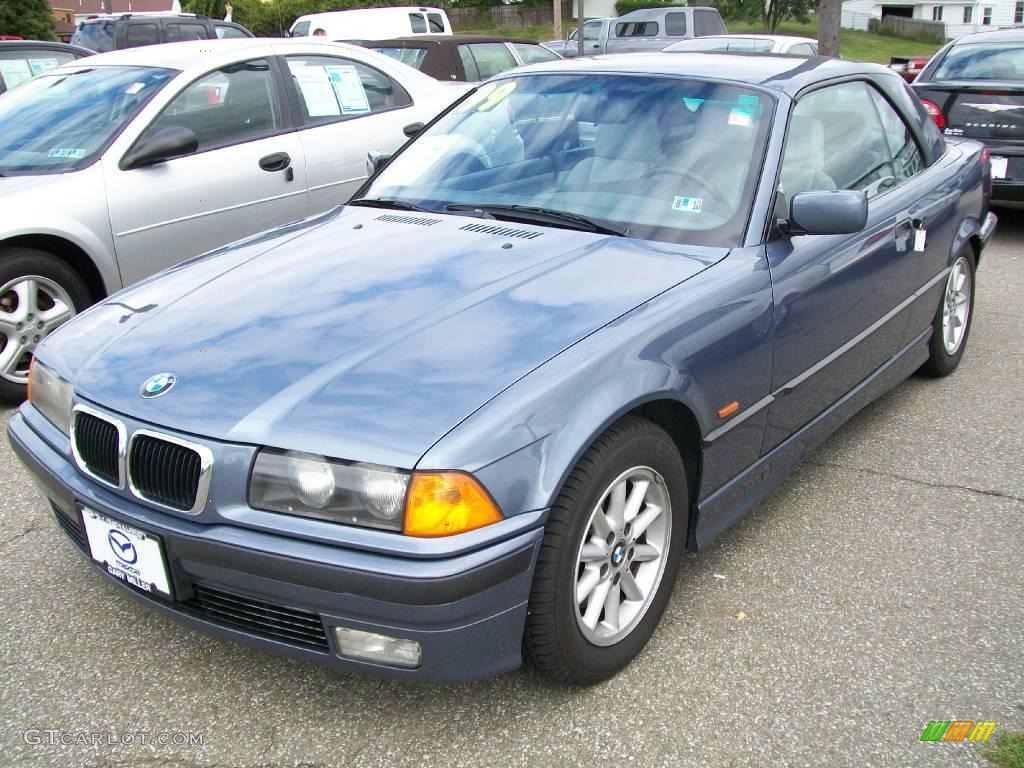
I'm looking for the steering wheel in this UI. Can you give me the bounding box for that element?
[643,167,730,206]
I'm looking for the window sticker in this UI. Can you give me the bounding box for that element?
[27,58,60,76]
[289,62,341,117]
[125,82,146,95]
[48,147,86,159]
[672,196,703,213]
[0,59,33,88]
[728,107,752,127]
[325,64,370,115]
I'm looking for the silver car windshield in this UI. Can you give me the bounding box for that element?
[0,65,175,175]
[361,74,774,246]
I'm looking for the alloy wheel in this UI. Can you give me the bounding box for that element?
[0,275,76,385]
[942,256,971,356]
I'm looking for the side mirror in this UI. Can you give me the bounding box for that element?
[403,122,425,139]
[366,150,392,177]
[786,190,868,236]
[121,126,199,170]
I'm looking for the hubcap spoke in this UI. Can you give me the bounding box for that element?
[620,571,644,602]
[579,540,608,563]
[602,583,621,631]
[13,279,39,320]
[582,579,612,630]
[576,565,601,604]
[0,340,25,376]
[606,481,627,530]
[39,299,73,331]
[632,543,660,563]
[623,479,649,524]
[630,502,663,539]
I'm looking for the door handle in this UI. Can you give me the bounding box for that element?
[895,217,925,252]
[259,152,291,172]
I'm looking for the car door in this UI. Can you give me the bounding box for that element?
[281,52,418,213]
[104,58,309,285]
[762,79,927,453]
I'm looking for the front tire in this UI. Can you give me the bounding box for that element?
[0,248,90,404]
[920,248,976,378]
[524,416,688,685]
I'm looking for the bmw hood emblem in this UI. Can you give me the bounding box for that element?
[140,372,177,398]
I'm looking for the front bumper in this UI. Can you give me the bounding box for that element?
[8,411,544,682]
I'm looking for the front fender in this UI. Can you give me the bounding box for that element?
[419,247,775,521]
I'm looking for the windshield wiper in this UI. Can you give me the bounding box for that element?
[348,197,434,213]
[445,204,629,237]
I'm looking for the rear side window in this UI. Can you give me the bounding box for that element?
[72,21,115,52]
[726,38,774,52]
[373,47,429,70]
[665,13,687,36]
[512,43,559,64]
[789,42,817,56]
[291,20,310,37]
[694,10,726,36]
[165,23,209,43]
[409,13,428,33]
[0,49,78,94]
[215,24,249,39]
[458,45,479,81]
[125,23,159,48]
[615,21,659,37]
[932,42,1024,80]
[867,87,924,184]
[287,55,411,124]
[427,13,445,32]
[461,43,518,80]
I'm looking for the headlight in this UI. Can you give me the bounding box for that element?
[249,450,503,536]
[28,360,74,435]
[250,450,410,531]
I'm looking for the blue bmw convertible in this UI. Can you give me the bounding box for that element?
[9,53,996,683]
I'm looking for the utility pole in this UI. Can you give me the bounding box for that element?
[577,0,584,57]
[817,0,842,56]
[554,0,562,41]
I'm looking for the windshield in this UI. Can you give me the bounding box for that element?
[0,65,175,175]
[360,74,773,246]
[933,42,1024,81]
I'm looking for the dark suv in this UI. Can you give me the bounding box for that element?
[71,13,252,53]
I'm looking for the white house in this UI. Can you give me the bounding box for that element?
[841,0,1023,39]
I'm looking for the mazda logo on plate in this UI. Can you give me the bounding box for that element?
[107,529,138,565]
[140,372,176,398]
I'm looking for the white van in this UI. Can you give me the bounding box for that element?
[289,7,453,41]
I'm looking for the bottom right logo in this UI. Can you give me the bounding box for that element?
[921,720,997,742]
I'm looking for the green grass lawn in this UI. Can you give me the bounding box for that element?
[453,19,944,64]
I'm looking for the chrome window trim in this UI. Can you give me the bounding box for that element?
[70,403,127,490]
[127,428,214,515]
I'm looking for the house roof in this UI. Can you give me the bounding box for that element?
[53,0,176,14]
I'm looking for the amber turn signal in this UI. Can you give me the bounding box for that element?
[403,472,502,537]
[26,358,34,403]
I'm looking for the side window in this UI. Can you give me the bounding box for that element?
[789,43,816,56]
[665,12,687,36]
[216,24,249,39]
[458,45,480,81]
[464,43,518,80]
[867,86,925,184]
[291,21,310,37]
[165,22,209,42]
[409,13,428,34]
[146,59,281,152]
[780,81,896,205]
[125,23,159,48]
[0,50,76,93]
[512,43,559,65]
[615,21,659,37]
[287,55,410,125]
[427,13,445,32]
[583,21,602,40]
[694,11,726,36]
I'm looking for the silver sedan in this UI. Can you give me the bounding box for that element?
[0,38,467,402]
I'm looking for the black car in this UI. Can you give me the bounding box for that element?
[361,34,560,82]
[0,40,92,94]
[912,27,1024,202]
[71,13,253,53]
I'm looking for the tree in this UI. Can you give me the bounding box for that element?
[817,0,841,56]
[0,0,57,41]
[752,0,814,33]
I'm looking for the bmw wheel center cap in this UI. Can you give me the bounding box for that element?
[140,372,177,398]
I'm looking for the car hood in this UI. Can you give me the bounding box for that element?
[52,207,724,468]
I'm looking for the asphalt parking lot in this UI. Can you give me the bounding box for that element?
[1,212,1022,768]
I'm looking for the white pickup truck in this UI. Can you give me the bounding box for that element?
[544,6,726,58]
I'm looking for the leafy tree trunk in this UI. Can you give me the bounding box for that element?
[0,0,56,40]
[817,0,842,56]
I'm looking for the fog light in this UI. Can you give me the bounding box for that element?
[333,627,421,669]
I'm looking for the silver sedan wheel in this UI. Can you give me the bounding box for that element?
[942,256,971,355]
[0,275,76,385]
[574,466,672,647]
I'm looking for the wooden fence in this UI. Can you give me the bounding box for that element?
[448,1,575,29]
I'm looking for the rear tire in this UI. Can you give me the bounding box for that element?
[920,247,976,378]
[0,248,90,404]
[524,415,688,685]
